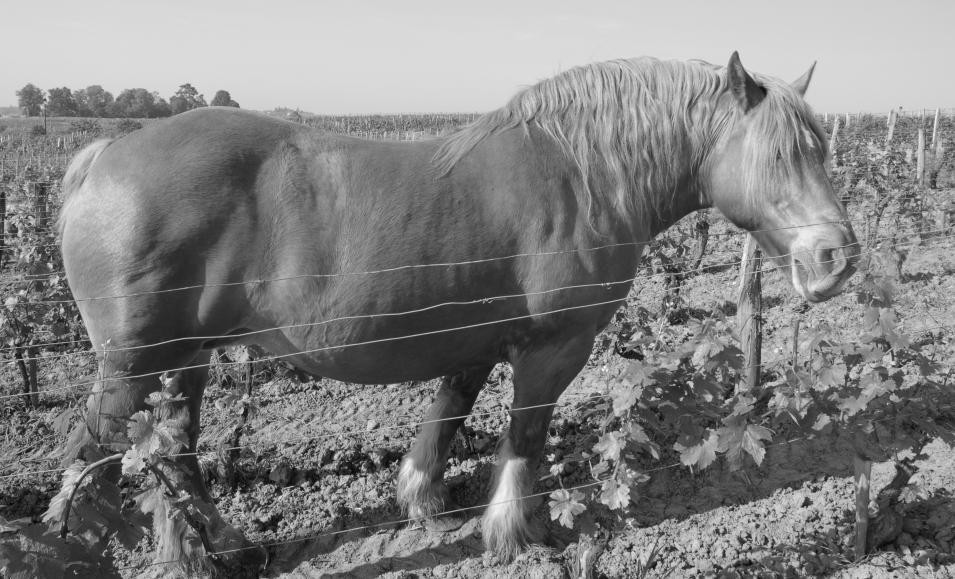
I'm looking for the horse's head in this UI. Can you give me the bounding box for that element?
[705,52,860,303]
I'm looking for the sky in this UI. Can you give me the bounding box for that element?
[2,0,952,115]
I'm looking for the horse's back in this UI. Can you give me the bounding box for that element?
[58,108,456,356]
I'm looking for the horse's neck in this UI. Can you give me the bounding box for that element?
[638,176,706,239]
[600,178,704,245]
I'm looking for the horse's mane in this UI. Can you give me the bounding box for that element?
[433,57,827,226]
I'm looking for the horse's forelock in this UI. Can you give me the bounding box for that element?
[739,76,829,203]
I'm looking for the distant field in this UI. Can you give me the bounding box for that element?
[0,115,161,134]
[0,112,478,141]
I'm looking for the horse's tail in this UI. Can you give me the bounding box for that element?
[58,138,113,235]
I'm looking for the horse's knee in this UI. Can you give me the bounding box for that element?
[482,448,538,561]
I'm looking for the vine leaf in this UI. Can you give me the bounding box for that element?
[126,410,187,459]
[623,361,653,386]
[812,414,832,431]
[691,337,725,369]
[674,429,719,469]
[121,451,146,476]
[599,477,631,510]
[609,381,641,417]
[593,431,626,463]
[839,394,868,417]
[816,361,847,390]
[41,461,88,528]
[717,417,772,470]
[548,489,587,529]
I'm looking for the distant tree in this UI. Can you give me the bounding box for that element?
[16,83,45,116]
[46,87,80,116]
[169,83,207,115]
[72,89,91,117]
[151,93,172,117]
[210,90,239,108]
[110,88,171,118]
[73,85,114,117]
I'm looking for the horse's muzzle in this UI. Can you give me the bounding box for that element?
[791,238,861,302]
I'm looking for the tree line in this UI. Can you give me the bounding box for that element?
[14,83,239,118]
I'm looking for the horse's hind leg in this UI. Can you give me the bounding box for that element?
[148,353,267,575]
[59,344,195,554]
[60,346,264,575]
[398,365,493,531]
[483,333,594,561]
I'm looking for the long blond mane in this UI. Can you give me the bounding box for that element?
[433,57,827,226]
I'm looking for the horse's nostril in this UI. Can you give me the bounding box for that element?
[818,248,835,267]
[827,246,849,276]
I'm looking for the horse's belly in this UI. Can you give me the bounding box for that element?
[249,305,515,384]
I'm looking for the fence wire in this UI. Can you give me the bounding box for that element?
[1,314,951,484]
[0,223,948,363]
[1,230,952,403]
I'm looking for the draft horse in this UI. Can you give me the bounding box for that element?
[54,52,859,571]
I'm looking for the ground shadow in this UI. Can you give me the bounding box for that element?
[265,458,498,577]
[269,517,486,578]
[262,432,868,576]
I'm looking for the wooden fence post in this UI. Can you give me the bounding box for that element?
[791,318,801,368]
[886,109,897,144]
[854,455,873,559]
[737,235,762,394]
[32,181,49,223]
[932,107,941,148]
[0,185,5,266]
[917,128,925,189]
[691,211,710,271]
[829,116,840,168]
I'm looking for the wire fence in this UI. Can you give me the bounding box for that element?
[0,228,949,403]
[0,221,946,480]
[0,219,943,326]
[2,307,952,485]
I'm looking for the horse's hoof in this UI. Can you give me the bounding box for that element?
[409,502,467,533]
[422,512,467,533]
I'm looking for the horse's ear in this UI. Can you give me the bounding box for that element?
[726,51,765,112]
[791,62,816,97]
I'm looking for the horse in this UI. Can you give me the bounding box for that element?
[53,52,859,573]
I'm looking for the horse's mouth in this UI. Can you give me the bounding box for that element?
[791,258,857,303]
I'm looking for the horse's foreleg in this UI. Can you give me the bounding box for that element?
[398,365,493,530]
[483,333,594,561]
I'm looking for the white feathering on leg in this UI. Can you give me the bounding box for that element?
[397,456,446,520]
[483,456,533,561]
